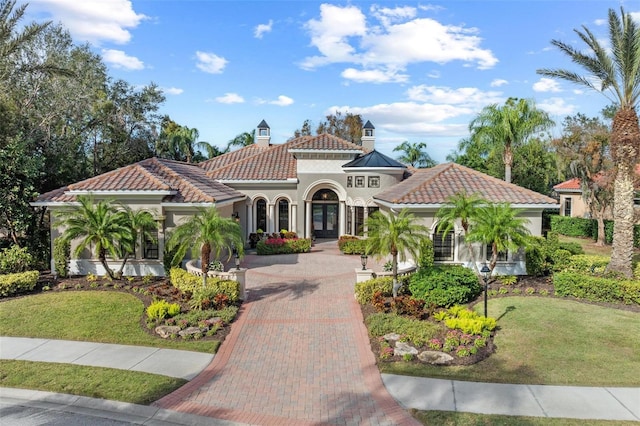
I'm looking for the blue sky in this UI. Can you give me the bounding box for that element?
[20,0,637,163]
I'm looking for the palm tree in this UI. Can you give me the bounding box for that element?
[226,130,255,151]
[393,141,437,168]
[466,203,531,273]
[365,209,430,297]
[166,207,243,286]
[469,98,554,183]
[435,191,487,274]
[115,206,157,278]
[537,7,639,277]
[55,195,131,279]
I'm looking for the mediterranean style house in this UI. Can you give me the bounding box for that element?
[33,120,558,277]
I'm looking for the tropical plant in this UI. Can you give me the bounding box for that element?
[166,207,243,286]
[55,195,131,280]
[537,7,640,277]
[365,209,430,297]
[393,141,437,168]
[114,206,157,278]
[435,191,487,274]
[469,97,554,184]
[466,203,531,272]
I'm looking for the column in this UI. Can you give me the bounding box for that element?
[305,201,312,239]
[291,204,298,236]
[268,203,275,234]
[339,201,346,236]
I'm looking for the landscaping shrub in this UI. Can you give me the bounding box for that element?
[417,237,434,269]
[256,237,312,255]
[0,245,34,274]
[146,299,181,321]
[365,312,442,347]
[355,276,394,304]
[53,237,70,278]
[554,271,640,305]
[0,270,39,297]
[338,235,367,254]
[408,266,481,308]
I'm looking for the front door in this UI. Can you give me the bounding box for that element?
[313,204,339,239]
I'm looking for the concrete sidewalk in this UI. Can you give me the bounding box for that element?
[0,336,213,380]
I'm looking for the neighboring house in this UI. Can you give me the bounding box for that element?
[33,120,558,277]
[553,164,640,219]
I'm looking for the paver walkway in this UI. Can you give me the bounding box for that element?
[154,240,419,426]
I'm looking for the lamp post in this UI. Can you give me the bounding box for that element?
[360,254,368,271]
[481,263,491,318]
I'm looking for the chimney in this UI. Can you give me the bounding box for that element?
[256,119,271,147]
[361,120,375,151]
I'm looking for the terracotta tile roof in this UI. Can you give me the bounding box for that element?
[34,158,245,204]
[374,163,558,206]
[204,134,365,181]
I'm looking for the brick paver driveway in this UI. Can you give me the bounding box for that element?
[156,240,420,426]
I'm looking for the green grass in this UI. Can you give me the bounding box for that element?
[382,297,640,386]
[412,410,639,425]
[0,291,218,353]
[0,360,186,405]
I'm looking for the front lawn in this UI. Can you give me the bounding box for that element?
[0,360,186,404]
[0,291,218,352]
[380,297,640,386]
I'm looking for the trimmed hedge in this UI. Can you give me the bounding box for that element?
[338,235,368,255]
[169,268,239,303]
[0,271,39,297]
[551,215,640,247]
[256,238,312,255]
[408,266,481,308]
[355,276,394,304]
[554,271,640,305]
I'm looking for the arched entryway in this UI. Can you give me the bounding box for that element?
[312,189,339,239]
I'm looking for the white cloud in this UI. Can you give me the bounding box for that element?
[254,20,273,38]
[27,0,146,45]
[195,51,228,74]
[490,79,508,87]
[101,49,144,70]
[162,87,183,95]
[216,93,245,104]
[538,97,575,115]
[341,67,408,83]
[270,95,294,106]
[406,85,503,108]
[533,77,562,92]
[301,4,498,78]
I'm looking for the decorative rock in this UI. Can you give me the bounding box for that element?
[394,341,418,357]
[178,326,206,337]
[155,325,180,339]
[418,351,454,365]
[383,333,401,342]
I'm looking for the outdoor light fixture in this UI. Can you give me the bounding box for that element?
[481,263,491,318]
[360,254,368,270]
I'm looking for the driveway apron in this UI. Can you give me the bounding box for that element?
[155,241,419,426]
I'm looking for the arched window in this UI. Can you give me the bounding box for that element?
[256,199,267,232]
[278,199,289,232]
[433,230,454,261]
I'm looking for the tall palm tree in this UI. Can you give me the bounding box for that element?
[115,206,157,278]
[365,209,430,297]
[393,141,437,168]
[466,203,531,273]
[469,98,554,183]
[537,7,639,277]
[55,195,131,279]
[226,130,255,151]
[435,191,487,274]
[166,207,243,286]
